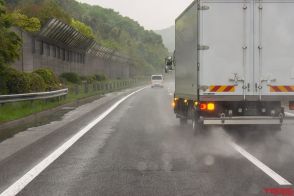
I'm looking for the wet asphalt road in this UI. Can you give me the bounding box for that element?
[1,82,294,196]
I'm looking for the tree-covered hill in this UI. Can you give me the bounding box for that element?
[6,0,168,74]
[155,25,175,54]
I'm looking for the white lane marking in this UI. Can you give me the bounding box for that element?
[285,112,294,117]
[0,87,147,196]
[231,142,292,186]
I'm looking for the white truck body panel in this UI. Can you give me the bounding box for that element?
[175,0,294,102]
[175,1,199,99]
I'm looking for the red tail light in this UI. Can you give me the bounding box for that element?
[200,103,207,110]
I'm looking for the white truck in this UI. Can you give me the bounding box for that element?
[168,0,294,130]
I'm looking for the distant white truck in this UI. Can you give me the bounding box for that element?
[167,0,294,130]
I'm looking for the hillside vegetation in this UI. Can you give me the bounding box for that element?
[155,25,175,54]
[6,0,168,74]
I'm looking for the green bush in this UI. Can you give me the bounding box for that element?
[0,65,9,94]
[80,75,96,84]
[28,73,46,92]
[33,68,60,90]
[5,68,30,94]
[60,72,107,84]
[0,67,57,94]
[94,74,107,81]
[60,72,81,84]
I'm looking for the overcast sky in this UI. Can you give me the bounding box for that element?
[78,0,193,30]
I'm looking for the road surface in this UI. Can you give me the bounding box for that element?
[0,81,294,196]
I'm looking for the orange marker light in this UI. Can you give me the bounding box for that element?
[207,103,215,111]
[172,101,176,108]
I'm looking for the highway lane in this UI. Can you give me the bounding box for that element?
[0,82,294,195]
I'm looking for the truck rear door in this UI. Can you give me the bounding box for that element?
[254,0,294,98]
[199,0,254,100]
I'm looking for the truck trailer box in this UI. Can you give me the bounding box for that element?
[173,0,294,127]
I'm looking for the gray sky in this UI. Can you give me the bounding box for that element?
[78,0,193,30]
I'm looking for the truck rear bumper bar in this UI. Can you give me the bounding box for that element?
[201,116,283,125]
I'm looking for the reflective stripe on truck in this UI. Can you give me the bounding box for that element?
[270,86,294,92]
[209,86,235,92]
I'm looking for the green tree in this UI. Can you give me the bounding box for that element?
[0,0,21,66]
[9,11,41,32]
[71,18,95,39]
[17,0,71,25]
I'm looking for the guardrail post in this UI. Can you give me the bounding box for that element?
[97,83,101,91]
[75,85,79,95]
[92,83,95,92]
[84,82,89,94]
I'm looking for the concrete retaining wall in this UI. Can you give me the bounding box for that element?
[12,29,131,79]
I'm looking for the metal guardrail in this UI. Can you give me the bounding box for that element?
[0,89,68,104]
[0,79,147,105]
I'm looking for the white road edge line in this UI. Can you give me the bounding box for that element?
[230,142,292,186]
[0,87,147,196]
